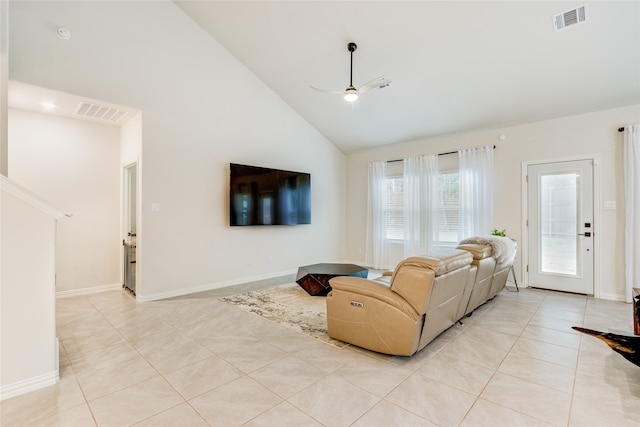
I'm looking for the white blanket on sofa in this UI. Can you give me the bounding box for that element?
[459,235,517,265]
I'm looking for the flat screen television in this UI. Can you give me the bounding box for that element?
[230,163,311,226]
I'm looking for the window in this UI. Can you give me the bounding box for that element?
[384,171,463,245]
[437,171,461,246]
[385,176,404,240]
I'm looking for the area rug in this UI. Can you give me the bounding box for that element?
[220,283,348,348]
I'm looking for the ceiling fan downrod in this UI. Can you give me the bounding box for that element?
[345,42,358,102]
[348,42,357,88]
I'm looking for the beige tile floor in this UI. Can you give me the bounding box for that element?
[2,278,640,427]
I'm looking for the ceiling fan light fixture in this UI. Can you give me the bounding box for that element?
[310,41,390,105]
[344,87,358,102]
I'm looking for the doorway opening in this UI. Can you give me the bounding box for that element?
[123,162,137,295]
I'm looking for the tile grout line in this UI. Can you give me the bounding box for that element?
[64,294,195,426]
[456,290,550,426]
[565,293,589,427]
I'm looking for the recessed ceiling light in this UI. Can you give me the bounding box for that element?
[57,27,71,40]
[40,101,57,110]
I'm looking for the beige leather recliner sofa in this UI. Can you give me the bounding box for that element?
[326,236,516,356]
[326,249,473,356]
[456,243,496,316]
[457,236,517,316]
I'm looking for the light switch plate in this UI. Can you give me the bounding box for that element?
[604,201,616,210]
[151,203,161,212]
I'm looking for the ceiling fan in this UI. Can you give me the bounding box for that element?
[310,42,391,103]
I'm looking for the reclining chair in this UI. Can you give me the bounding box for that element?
[457,236,517,316]
[326,249,473,356]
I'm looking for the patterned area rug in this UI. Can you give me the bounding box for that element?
[220,283,348,348]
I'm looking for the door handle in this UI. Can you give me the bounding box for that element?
[578,232,592,237]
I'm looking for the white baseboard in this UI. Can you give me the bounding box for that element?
[56,283,121,299]
[136,269,298,302]
[0,369,59,401]
[598,291,627,302]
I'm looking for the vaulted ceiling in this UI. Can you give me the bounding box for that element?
[7,2,640,155]
[174,1,640,153]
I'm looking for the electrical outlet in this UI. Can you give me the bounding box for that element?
[151,203,161,212]
[603,201,616,210]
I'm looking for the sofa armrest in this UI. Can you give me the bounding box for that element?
[329,276,418,318]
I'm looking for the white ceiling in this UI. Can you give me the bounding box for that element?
[174,1,640,153]
[7,2,639,153]
[8,81,138,127]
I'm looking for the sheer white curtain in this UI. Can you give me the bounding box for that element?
[365,161,388,269]
[403,155,439,257]
[624,124,640,303]
[458,145,494,240]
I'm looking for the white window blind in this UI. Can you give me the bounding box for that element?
[385,171,463,245]
[437,171,462,245]
[385,177,404,240]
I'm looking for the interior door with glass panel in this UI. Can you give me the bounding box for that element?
[527,160,594,294]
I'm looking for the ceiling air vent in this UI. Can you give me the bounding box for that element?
[554,4,587,31]
[75,101,128,122]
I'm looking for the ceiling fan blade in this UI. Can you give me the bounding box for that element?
[359,75,386,88]
[358,76,391,94]
[309,85,344,95]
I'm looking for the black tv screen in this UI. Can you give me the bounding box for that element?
[230,163,311,226]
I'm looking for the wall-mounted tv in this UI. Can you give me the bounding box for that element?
[230,163,311,226]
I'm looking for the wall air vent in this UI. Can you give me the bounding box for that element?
[554,4,587,31]
[75,102,128,122]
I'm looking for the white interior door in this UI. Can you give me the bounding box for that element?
[527,160,594,294]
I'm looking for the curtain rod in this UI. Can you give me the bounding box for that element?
[387,144,496,163]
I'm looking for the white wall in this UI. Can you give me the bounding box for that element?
[1,177,64,399]
[121,112,142,167]
[8,109,121,294]
[9,1,346,301]
[346,104,640,301]
[0,0,8,176]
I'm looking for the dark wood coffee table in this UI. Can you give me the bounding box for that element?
[296,263,368,296]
